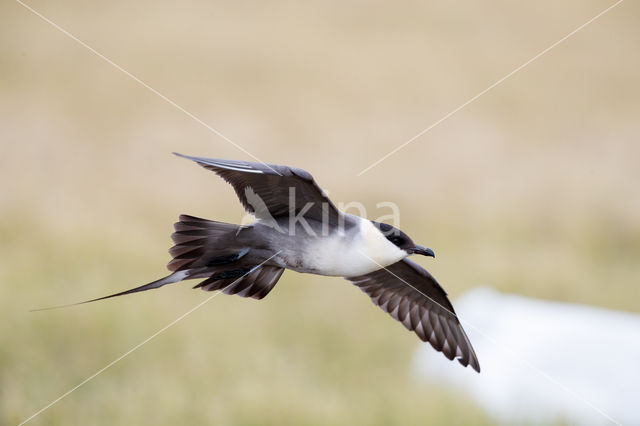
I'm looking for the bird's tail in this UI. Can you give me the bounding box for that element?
[32,215,283,311]
[167,214,247,272]
[30,271,190,311]
[168,214,284,298]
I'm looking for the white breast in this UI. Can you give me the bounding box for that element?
[301,217,407,277]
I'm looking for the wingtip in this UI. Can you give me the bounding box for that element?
[173,152,205,165]
[462,355,481,373]
[469,348,481,373]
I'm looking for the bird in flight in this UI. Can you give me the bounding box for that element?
[54,153,480,372]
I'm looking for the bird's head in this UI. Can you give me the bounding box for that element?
[370,221,435,258]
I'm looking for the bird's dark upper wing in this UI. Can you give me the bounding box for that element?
[346,258,480,372]
[175,153,341,225]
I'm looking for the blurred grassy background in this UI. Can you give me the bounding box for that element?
[1,0,639,424]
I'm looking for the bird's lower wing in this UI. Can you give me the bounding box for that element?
[345,258,480,372]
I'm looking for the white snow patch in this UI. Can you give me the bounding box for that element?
[412,287,640,425]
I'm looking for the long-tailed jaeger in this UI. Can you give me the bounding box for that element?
[66,153,480,372]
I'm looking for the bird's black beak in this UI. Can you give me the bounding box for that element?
[411,245,435,257]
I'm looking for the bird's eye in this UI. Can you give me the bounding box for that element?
[388,236,404,246]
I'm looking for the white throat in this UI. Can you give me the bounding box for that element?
[356,218,407,269]
[302,216,407,276]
